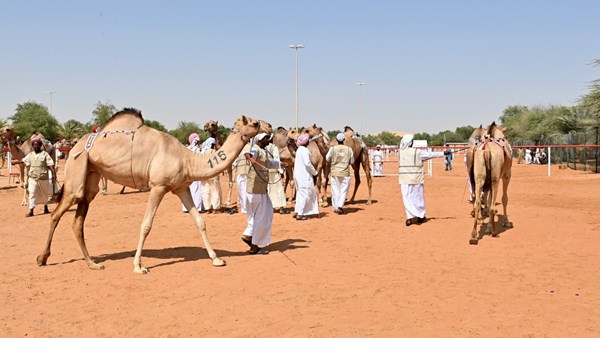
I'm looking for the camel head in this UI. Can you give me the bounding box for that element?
[0,126,15,143]
[344,126,355,133]
[258,120,273,135]
[469,124,486,146]
[305,124,322,138]
[487,121,506,139]
[204,120,219,135]
[232,115,260,141]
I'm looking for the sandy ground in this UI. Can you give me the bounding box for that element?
[1,157,599,337]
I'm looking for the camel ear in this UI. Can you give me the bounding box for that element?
[241,116,248,124]
[312,123,317,128]
[478,124,483,129]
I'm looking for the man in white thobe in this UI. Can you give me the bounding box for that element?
[234,143,252,214]
[326,133,354,215]
[372,145,384,177]
[293,133,318,220]
[241,133,282,255]
[200,137,223,213]
[265,140,287,213]
[182,133,205,213]
[398,134,445,226]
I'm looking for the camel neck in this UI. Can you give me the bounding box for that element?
[187,130,247,181]
[8,141,26,160]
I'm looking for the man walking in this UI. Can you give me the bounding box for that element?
[326,133,355,215]
[21,138,56,217]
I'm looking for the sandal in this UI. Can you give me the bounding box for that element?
[248,247,269,255]
[296,215,309,221]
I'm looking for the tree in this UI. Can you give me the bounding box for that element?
[9,101,60,141]
[144,119,168,132]
[169,121,203,144]
[377,131,401,146]
[92,101,117,127]
[580,59,600,127]
[57,119,86,140]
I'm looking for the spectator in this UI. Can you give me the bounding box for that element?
[445,144,453,171]
[200,137,222,213]
[293,133,319,220]
[371,145,384,177]
[20,138,57,217]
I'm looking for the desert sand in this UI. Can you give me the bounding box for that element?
[1,157,599,337]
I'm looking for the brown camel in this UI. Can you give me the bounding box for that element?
[36,108,268,273]
[272,127,295,203]
[287,128,330,207]
[338,126,373,205]
[470,122,513,245]
[305,124,332,207]
[1,127,57,206]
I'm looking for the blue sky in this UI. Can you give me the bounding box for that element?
[1,1,599,134]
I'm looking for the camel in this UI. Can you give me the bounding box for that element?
[466,125,487,207]
[305,125,332,207]
[338,126,373,205]
[470,122,513,245]
[0,127,57,205]
[286,128,330,207]
[272,127,295,203]
[36,108,268,273]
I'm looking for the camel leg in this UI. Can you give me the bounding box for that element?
[72,172,104,270]
[36,189,77,266]
[349,162,361,203]
[20,165,28,206]
[501,171,513,228]
[131,186,169,274]
[470,179,483,245]
[101,176,108,195]
[174,187,226,267]
[361,152,373,205]
[227,169,234,206]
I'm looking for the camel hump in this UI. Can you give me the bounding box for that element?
[103,108,145,130]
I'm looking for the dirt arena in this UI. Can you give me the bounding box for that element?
[1,158,599,337]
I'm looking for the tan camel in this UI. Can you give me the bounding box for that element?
[338,126,373,205]
[287,128,330,207]
[470,122,513,245]
[272,127,295,203]
[466,125,486,208]
[1,126,57,206]
[305,124,332,207]
[36,108,268,273]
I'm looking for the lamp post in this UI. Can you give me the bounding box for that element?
[355,83,366,136]
[289,44,304,130]
[47,90,56,115]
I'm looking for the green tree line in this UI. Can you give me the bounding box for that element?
[3,59,599,148]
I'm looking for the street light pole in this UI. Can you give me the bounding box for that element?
[47,90,56,115]
[289,44,304,130]
[355,83,366,136]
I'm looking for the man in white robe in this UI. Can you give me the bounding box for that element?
[200,137,223,213]
[182,133,205,213]
[234,143,252,214]
[241,133,282,255]
[398,134,445,226]
[326,133,354,214]
[265,140,287,213]
[371,145,384,177]
[293,133,319,220]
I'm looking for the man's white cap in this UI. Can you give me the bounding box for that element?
[400,134,414,151]
[336,133,345,142]
[256,132,272,141]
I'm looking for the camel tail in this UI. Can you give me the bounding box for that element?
[483,151,492,192]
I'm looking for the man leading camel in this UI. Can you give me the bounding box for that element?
[398,134,445,226]
[20,138,56,217]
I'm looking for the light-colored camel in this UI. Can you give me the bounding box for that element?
[287,128,330,207]
[272,127,295,203]
[470,122,513,245]
[466,125,487,208]
[0,127,57,206]
[339,126,373,205]
[36,108,268,273]
[305,124,332,207]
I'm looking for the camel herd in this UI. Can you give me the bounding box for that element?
[1,109,513,273]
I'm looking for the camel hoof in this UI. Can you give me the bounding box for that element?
[21,201,27,207]
[470,210,475,218]
[469,239,478,245]
[134,266,149,274]
[88,263,105,270]
[504,222,513,228]
[212,258,226,267]
[366,201,372,205]
[36,254,49,266]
